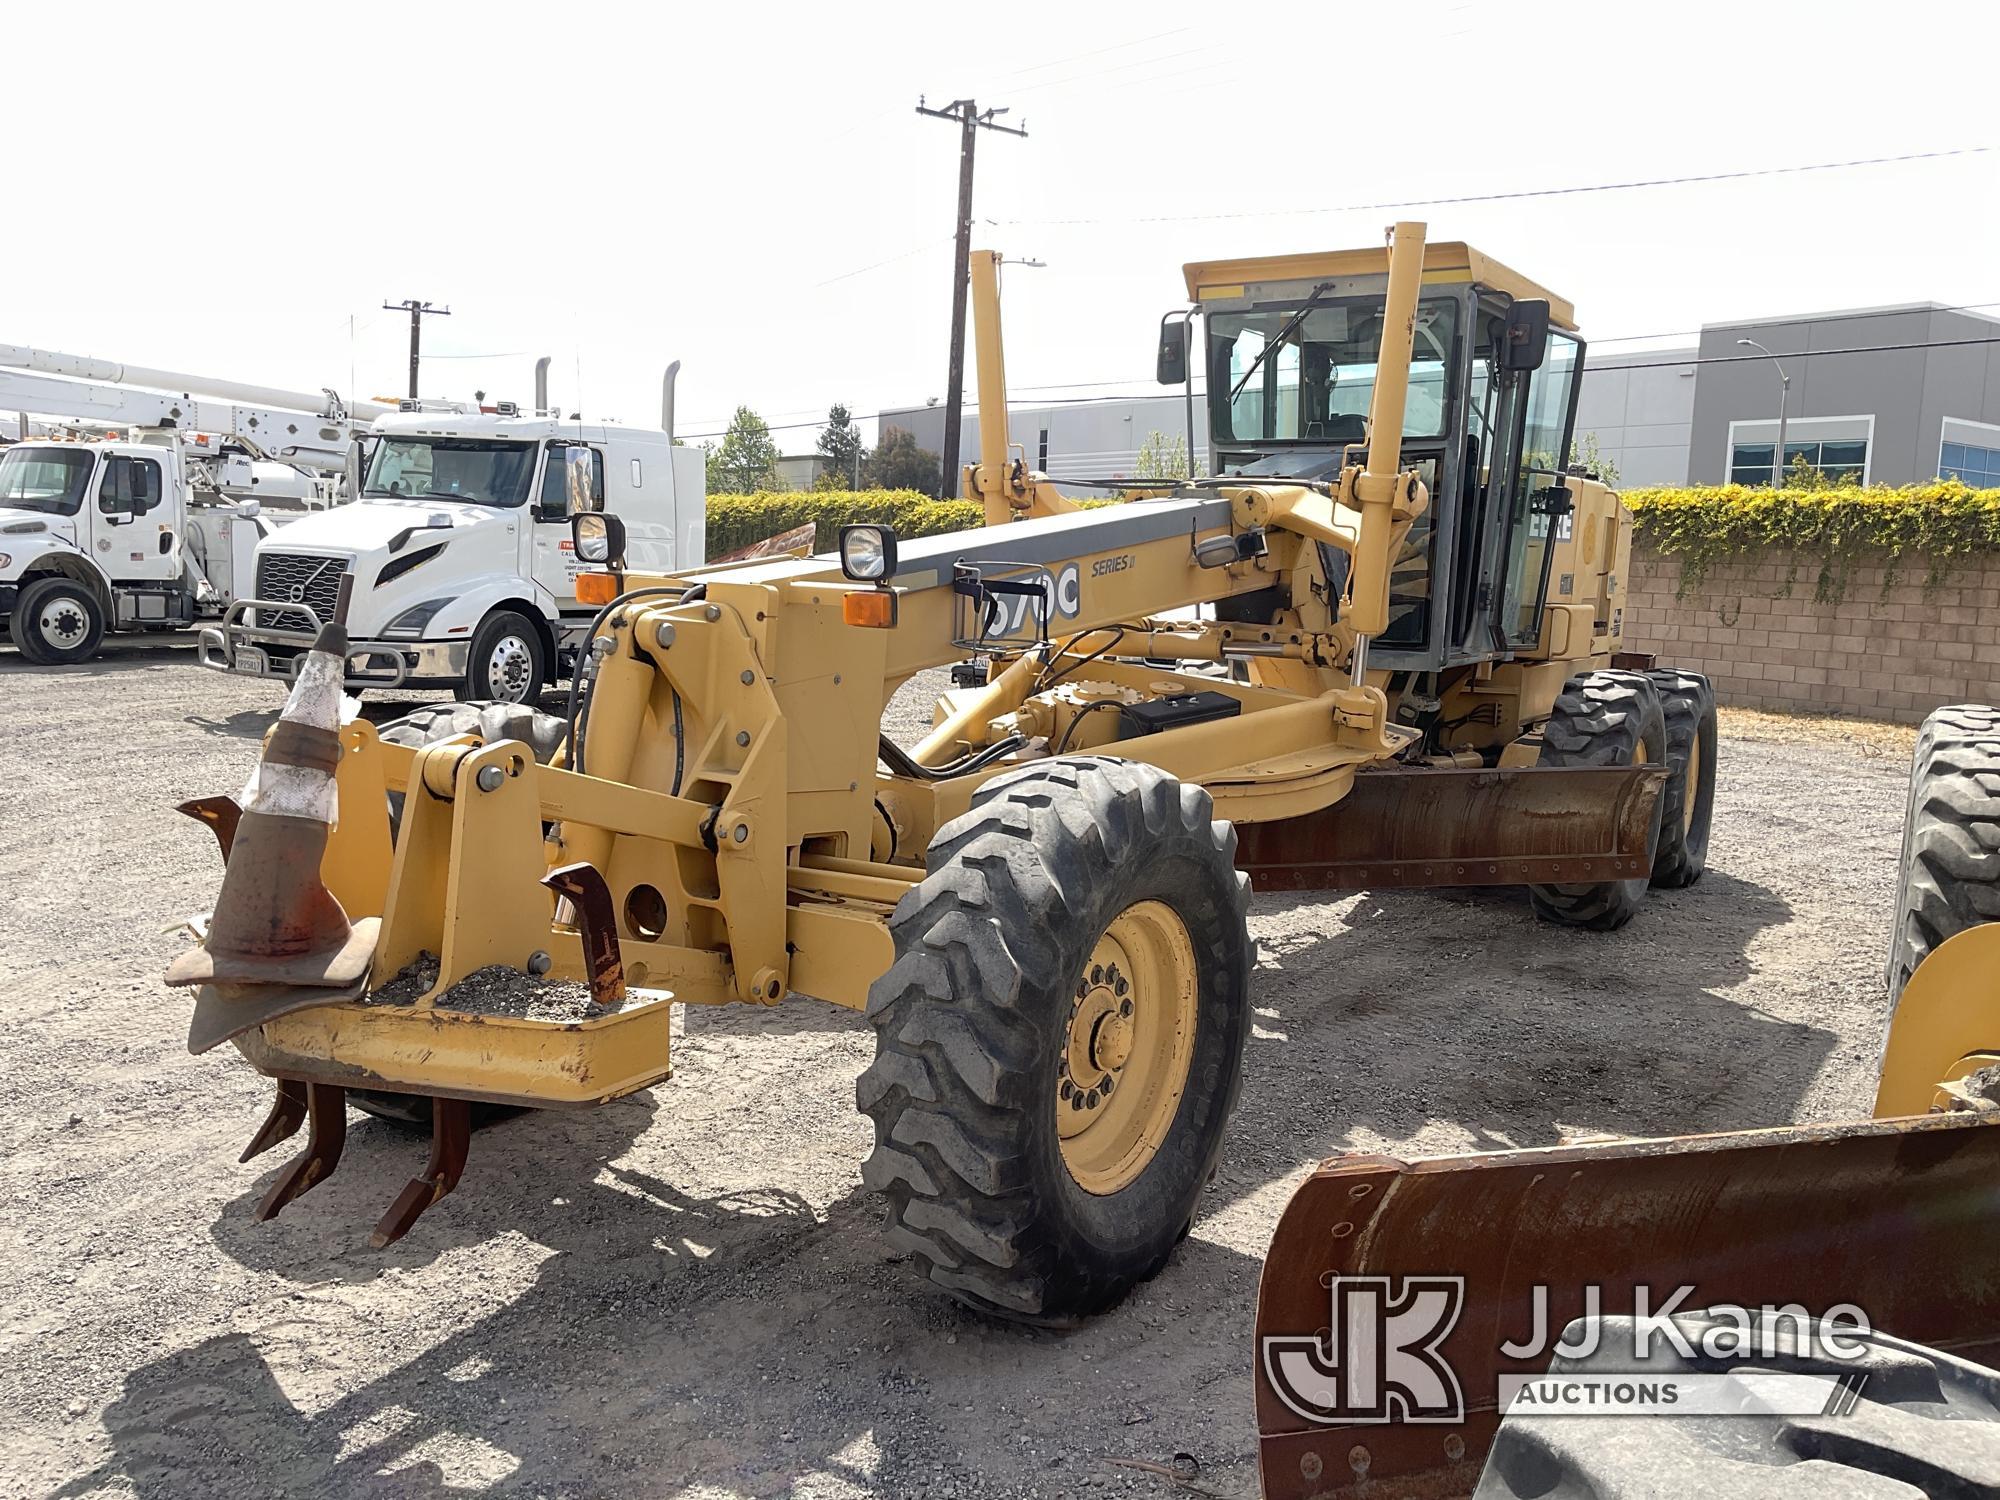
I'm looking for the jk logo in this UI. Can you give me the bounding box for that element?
[1262,1276,1466,1425]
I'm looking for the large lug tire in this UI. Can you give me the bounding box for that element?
[1885,703,2000,1010]
[466,609,548,705]
[12,576,106,665]
[356,699,569,1129]
[858,757,1253,1323]
[1475,1312,2000,1497]
[1646,668,1718,888]
[1527,669,1668,931]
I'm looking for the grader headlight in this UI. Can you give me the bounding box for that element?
[838,524,898,582]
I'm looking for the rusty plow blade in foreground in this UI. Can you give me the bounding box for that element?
[1233,763,1669,891]
[1253,1112,2000,1500]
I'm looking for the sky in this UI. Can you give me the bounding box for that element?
[9,0,1997,452]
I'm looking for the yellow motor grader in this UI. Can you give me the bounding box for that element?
[164,221,1715,1322]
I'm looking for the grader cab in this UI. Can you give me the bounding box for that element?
[163,221,1716,1323]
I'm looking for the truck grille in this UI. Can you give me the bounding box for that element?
[255,552,350,634]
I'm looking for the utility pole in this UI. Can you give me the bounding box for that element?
[382,299,451,401]
[916,97,1026,498]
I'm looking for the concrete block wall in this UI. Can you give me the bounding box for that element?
[1623,546,2000,723]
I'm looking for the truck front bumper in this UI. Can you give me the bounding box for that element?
[196,598,468,689]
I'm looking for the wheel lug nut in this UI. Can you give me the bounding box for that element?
[1119,998,1133,1017]
[1085,1090,1100,1108]
[1069,1093,1085,1111]
[1060,1078,1073,1100]
[1115,976,1129,996]
[1100,1076,1114,1096]
[1091,965,1104,985]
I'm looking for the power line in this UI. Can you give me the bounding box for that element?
[989,25,1192,83]
[673,332,2000,443]
[1008,44,1207,98]
[816,237,953,289]
[997,145,1991,228]
[1589,299,2000,347]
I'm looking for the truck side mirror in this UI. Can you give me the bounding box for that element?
[1156,316,1189,386]
[1501,300,1551,372]
[565,447,598,515]
[571,511,626,569]
[343,440,364,500]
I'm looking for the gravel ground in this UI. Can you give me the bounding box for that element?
[0,638,1908,1499]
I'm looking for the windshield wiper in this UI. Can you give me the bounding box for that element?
[1228,281,1336,404]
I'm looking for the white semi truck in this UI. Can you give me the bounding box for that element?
[198,370,704,702]
[0,347,385,664]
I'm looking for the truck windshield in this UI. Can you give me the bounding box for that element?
[0,447,95,515]
[363,438,537,507]
[1208,294,1460,447]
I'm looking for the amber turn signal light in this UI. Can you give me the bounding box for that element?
[575,571,620,606]
[842,589,897,628]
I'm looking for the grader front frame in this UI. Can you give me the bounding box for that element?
[165,220,1711,1321]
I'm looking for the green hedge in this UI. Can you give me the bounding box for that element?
[1625,479,2000,601]
[706,490,983,557]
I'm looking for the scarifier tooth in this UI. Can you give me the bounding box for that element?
[254,1083,347,1222]
[370,1098,471,1248]
[239,1079,307,1163]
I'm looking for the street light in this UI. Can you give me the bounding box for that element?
[1736,338,1791,488]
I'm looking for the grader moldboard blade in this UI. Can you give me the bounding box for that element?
[1233,762,1669,890]
[1252,1113,2000,1499]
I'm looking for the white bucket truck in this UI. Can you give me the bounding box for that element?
[0,346,382,664]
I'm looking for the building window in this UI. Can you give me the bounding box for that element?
[1941,441,2000,487]
[1729,438,1867,487]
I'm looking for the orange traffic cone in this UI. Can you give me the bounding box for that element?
[166,603,379,995]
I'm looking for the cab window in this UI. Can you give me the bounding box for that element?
[1209,295,1461,448]
[99,455,164,515]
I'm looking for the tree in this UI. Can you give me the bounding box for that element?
[864,426,942,495]
[1573,431,1621,488]
[1134,430,1190,481]
[706,406,782,494]
[814,403,865,491]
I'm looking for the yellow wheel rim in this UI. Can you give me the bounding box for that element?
[1681,735,1702,832]
[1057,900,1198,1196]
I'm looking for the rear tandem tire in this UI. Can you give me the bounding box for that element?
[857,757,1253,1323]
[1527,669,1668,931]
[353,698,570,1130]
[1646,668,1718,888]
[1885,703,2000,1012]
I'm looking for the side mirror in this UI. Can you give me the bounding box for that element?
[1156,316,1189,386]
[1501,299,1551,372]
[565,446,598,515]
[571,511,626,569]
[343,439,364,500]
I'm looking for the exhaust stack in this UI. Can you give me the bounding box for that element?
[534,355,551,414]
[661,360,680,439]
